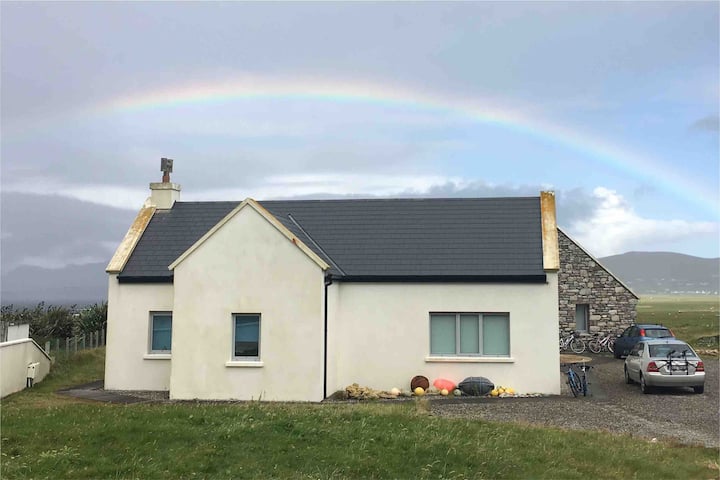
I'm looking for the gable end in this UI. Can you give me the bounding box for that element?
[168,198,330,271]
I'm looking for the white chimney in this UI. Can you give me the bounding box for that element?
[148,157,181,209]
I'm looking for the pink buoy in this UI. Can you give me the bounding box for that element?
[433,378,456,391]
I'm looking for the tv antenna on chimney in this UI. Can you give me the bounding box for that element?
[161,158,173,183]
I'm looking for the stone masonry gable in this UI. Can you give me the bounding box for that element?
[558,229,638,337]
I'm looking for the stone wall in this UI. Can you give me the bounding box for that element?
[558,230,638,338]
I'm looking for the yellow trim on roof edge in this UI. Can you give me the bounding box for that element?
[540,191,560,271]
[106,206,156,273]
[168,198,330,272]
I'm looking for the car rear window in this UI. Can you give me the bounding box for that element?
[644,328,672,338]
[649,344,695,358]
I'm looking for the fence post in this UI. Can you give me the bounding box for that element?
[74,336,78,353]
[95,331,99,348]
[66,337,70,357]
[56,338,60,353]
[101,328,105,346]
[45,341,50,353]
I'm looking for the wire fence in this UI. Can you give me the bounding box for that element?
[42,329,106,358]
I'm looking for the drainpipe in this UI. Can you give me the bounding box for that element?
[323,274,333,400]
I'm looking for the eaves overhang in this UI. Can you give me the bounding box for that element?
[329,274,548,283]
[117,275,174,284]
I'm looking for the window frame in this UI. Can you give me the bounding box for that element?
[429,312,510,357]
[148,311,172,354]
[575,304,589,332]
[231,313,261,361]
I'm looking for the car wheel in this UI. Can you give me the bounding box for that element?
[624,366,633,384]
[693,386,704,394]
[640,374,651,394]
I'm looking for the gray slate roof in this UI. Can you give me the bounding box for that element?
[118,197,545,282]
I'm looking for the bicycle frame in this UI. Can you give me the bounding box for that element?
[564,362,592,397]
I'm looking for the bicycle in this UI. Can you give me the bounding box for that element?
[577,363,593,396]
[559,332,586,354]
[564,364,582,397]
[564,362,593,397]
[587,333,615,354]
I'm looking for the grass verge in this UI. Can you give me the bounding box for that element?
[638,295,719,349]
[2,349,718,479]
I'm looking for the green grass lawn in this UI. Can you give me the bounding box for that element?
[637,295,719,348]
[2,348,718,479]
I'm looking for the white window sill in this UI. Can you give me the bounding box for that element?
[144,353,171,360]
[225,361,264,368]
[425,356,514,363]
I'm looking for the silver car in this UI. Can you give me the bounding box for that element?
[624,339,705,394]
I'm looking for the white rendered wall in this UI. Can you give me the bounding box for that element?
[105,278,174,390]
[170,206,325,401]
[0,339,51,398]
[327,274,560,395]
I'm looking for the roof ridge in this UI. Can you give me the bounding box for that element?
[260,196,539,203]
[174,197,540,205]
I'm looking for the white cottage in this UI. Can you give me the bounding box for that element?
[105,171,562,401]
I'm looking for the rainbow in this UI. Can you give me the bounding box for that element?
[98,75,718,215]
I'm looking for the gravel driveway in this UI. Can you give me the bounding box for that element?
[431,354,719,448]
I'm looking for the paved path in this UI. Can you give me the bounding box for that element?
[58,381,149,404]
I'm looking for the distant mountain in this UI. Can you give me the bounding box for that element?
[598,252,720,295]
[1,262,108,306]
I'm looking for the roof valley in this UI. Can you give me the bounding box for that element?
[287,214,346,276]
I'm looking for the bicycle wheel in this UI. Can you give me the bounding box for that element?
[570,339,586,354]
[567,370,581,397]
[587,339,601,354]
[606,339,615,354]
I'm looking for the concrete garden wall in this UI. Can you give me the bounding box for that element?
[0,339,51,397]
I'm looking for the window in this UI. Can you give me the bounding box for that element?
[575,304,589,332]
[233,314,260,359]
[430,313,509,356]
[150,312,172,353]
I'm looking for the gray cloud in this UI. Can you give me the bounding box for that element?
[0,192,135,274]
[690,115,720,133]
[2,2,717,121]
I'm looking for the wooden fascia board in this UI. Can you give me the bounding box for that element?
[540,191,560,271]
[106,206,156,273]
[168,198,330,272]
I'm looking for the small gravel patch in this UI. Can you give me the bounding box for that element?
[105,390,169,401]
[432,355,719,448]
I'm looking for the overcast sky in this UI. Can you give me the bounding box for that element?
[2,1,718,278]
